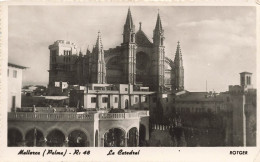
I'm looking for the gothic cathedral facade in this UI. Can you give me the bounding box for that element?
[48,8,184,94]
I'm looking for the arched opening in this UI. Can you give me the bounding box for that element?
[68,130,88,147]
[47,129,65,147]
[104,128,125,147]
[127,127,138,147]
[25,128,44,147]
[95,130,98,147]
[8,128,23,147]
[125,99,129,109]
[139,124,146,146]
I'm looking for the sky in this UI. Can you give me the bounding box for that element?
[8,6,256,92]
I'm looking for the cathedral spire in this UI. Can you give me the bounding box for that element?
[90,31,106,84]
[155,12,163,32]
[123,8,135,44]
[95,30,103,50]
[173,41,184,92]
[153,11,164,46]
[124,7,134,30]
[174,41,183,67]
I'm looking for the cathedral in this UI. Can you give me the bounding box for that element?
[48,8,184,94]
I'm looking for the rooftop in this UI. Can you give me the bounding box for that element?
[240,72,252,75]
[8,63,27,69]
[175,91,223,102]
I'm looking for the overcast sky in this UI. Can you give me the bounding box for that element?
[8,6,256,92]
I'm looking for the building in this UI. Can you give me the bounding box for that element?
[69,84,154,110]
[47,8,184,95]
[148,72,256,147]
[227,72,256,146]
[8,63,27,112]
[7,8,255,147]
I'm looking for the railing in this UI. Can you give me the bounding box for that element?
[8,112,94,121]
[99,113,125,119]
[8,110,149,121]
[137,111,150,116]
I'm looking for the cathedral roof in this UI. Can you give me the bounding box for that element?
[136,26,153,47]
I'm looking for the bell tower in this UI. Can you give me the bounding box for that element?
[121,8,137,85]
[152,12,165,92]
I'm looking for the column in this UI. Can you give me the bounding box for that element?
[101,137,104,147]
[97,94,102,109]
[129,94,132,109]
[108,94,111,109]
[42,137,47,147]
[136,134,139,147]
[109,94,114,109]
[242,94,246,146]
[20,135,26,147]
[118,94,121,109]
[136,129,139,146]
[63,136,69,147]
[124,134,128,147]
[139,94,142,109]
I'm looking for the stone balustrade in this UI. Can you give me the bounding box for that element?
[8,110,149,121]
[8,112,94,121]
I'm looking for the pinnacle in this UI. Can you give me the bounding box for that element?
[125,7,134,29]
[95,31,103,49]
[139,22,142,31]
[155,12,163,31]
[174,41,183,65]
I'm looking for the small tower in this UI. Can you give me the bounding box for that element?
[240,72,253,88]
[90,31,107,84]
[173,41,184,92]
[152,11,165,92]
[121,8,137,84]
